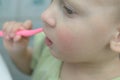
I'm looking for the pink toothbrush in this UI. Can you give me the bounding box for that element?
[0,28,43,37]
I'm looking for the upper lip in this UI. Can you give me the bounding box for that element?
[43,28,48,37]
[43,28,52,42]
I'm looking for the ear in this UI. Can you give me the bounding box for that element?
[110,32,120,53]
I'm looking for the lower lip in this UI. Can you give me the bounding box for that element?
[45,37,53,46]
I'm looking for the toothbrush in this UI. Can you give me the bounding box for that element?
[0,28,43,37]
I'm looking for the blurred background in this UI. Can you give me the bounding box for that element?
[0,0,51,80]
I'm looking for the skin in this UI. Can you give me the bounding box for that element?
[3,20,33,74]
[42,0,120,80]
[2,0,120,80]
[42,0,118,62]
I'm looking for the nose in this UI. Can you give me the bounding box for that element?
[41,8,56,28]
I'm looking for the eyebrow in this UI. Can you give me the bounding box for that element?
[64,0,86,12]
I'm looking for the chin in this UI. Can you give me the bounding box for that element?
[50,50,59,58]
[50,50,64,61]
[50,50,70,62]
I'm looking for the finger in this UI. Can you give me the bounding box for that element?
[3,22,9,31]
[13,35,22,42]
[3,22,9,37]
[3,21,16,31]
[23,20,32,30]
[13,35,29,45]
[12,23,24,32]
[11,23,25,38]
[3,21,16,39]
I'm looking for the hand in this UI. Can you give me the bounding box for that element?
[2,20,32,54]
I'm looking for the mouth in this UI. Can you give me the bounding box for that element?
[45,36,53,47]
[43,28,53,47]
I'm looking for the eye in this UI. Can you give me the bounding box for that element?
[63,6,74,15]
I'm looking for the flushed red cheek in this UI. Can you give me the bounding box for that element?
[56,28,75,50]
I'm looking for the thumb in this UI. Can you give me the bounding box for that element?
[23,20,32,30]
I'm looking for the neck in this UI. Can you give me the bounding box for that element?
[61,56,120,80]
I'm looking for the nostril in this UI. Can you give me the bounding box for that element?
[47,18,56,27]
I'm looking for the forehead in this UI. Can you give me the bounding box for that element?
[67,0,120,6]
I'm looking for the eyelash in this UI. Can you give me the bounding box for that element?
[63,6,74,15]
[51,0,76,17]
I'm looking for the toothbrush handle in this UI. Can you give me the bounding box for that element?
[16,28,43,37]
[0,28,43,37]
[0,31,3,37]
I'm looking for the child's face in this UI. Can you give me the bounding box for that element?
[42,0,118,63]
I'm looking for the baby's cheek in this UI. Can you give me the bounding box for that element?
[56,28,75,50]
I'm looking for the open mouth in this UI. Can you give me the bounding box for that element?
[45,37,53,46]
